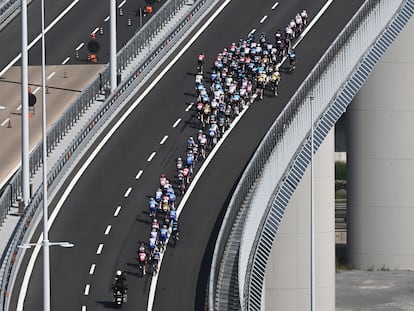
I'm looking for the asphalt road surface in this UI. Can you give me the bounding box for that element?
[8,0,366,311]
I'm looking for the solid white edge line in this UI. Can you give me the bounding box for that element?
[147,152,156,162]
[159,135,168,145]
[104,225,111,235]
[1,118,9,127]
[0,0,80,77]
[259,15,268,23]
[96,244,104,255]
[89,264,96,275]
[135,170,144,179]
[47,72,55,80]
[172,118,181,128]
[185,102,193,111]
[124,187,132,197]
[75,42,84,51]
[271,2,279,10]
[62,57,71,65]
[114,206,121,217]
[84,284,90,295]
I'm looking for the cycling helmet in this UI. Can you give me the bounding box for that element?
[153,219,158,223]
[161,174,165,178]
[116,270,122,276]
[177,157,181,161]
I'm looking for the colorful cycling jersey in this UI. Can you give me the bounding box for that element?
[139,252,147,262]
[152,251,161,261]
[183,167,190,177]
[149,237,157,248]
[150,230,158,239]
[160,228,168,240]
[169,209,177,221]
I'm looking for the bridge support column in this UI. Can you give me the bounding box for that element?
[347,16,414,270]
[264,130,335,311]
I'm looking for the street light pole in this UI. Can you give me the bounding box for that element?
[40,0,51,309]
[310,95,315,311]
[21,0,29,207]
[110,0,117,92]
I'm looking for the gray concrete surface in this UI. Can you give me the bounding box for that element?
[336,270,414,311]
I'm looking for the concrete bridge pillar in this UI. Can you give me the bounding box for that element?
[264,130,335,311]
[347,16,414,270]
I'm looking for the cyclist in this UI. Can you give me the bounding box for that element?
[151,218,159,231]
[159,225,169,250]
[148,197,158,218]
[152,247,161,274]
[159,174,167,187]
[288,48,296,72]
[169,207,177,222]
[150,227,158,240]
[138,250,147,275]
[155,188,163,203]
[270,70,281,96]
[171,219,180,242]
[300,9,309,27]
[198,52,205,73]
[295,13,303,35]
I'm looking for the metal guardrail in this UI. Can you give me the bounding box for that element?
[0,0,19,26]
[0,0,220,309]
[208,0,414,310]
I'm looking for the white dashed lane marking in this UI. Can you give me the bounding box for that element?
[159,135,168,145]
[62,57,70,65]
[147,152,156,161]
[47,72,55,80]
[105,225,111,235]
[271,2,279,10]
[124,187,132,197]
[135,170,143,180]
[1,119,9,127]
[33,87,41,94]
[104,16,110,22]
[82,306,87,311]
[114,206,121,217]
[84,284,90,295]
[185,102,193,111]
[118,0,126,8]
[172,118,181,128]
[91,27,99,34]
[96,244,104,255]
[249,28,256,36]
[260,15,268,23]
[75,42,84,51]
[89,264,96,275]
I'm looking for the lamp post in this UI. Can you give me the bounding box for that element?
[21,0,29,207]
[110,0,117,92]
[310,94,315,311]
[19,1,75,310]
